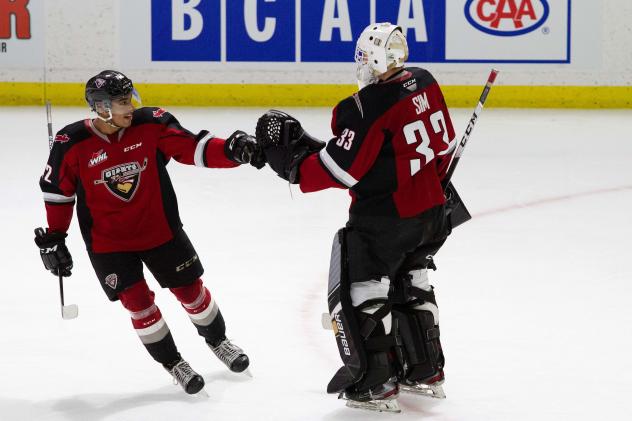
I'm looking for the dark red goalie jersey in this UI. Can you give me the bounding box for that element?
[299,67,456,219]
[40,107,238,253]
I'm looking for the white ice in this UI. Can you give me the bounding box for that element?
[0,106,631,421]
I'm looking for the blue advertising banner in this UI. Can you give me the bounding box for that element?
[151,0,221,61]
[149,0,571,64]
[226,0,296,62]
[300,0,370,62]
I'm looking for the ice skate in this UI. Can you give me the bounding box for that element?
[208,337,251,375]
[341,382,401,413]
[164,358,205,395]
[400,371,446,399]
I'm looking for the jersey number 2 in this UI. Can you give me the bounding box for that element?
[403,110,448,176]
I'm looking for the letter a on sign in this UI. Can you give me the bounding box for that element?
[320,0,352,42]
[397,0,428,42]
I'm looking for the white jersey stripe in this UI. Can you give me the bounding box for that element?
[43,192,76,203]
[194,133,214,167]
[319,148,358,188]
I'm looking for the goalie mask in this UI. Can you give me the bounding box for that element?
[355,23,409,90]
[85,70,142,125]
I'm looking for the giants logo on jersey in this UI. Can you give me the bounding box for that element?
[465,0,550,37]
[93,158,148,202]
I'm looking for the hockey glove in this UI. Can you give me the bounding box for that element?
[255,110,325,183]
[34,227,73,277]
[224,130,266,169]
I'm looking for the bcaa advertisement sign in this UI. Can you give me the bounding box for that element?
[0,0,43,67]
[446,0,570,63]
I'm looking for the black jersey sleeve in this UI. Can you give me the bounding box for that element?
[316,95,385,188]
[39,122,87,232]
[39,123,84,205]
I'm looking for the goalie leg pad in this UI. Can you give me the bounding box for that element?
[392,269,445,384]
[326,228,397,394]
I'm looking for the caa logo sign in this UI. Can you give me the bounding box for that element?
[465,0,550,37]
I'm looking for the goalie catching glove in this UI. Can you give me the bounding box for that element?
[255,110,325,183]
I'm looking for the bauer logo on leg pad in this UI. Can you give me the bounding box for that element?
[333,313,351,356]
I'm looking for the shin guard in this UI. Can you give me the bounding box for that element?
[119,280,179,365]
[170,279,226,345]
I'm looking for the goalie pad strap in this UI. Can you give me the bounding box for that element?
[358,302,392,338]
[365,334,402,352]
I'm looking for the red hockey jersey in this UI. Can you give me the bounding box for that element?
[39,107,238,253]
[299,67,456,219]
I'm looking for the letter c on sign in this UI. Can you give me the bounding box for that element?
[476,0,497,22]
[245,0,277,42]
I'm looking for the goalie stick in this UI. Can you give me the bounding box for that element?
[441,69,499,190]
[44,102,79,320]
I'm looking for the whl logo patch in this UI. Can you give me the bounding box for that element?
[88,150,108,167]
[94,158,148,201]
[465,0,550,37]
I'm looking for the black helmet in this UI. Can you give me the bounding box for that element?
[85,70,134,111]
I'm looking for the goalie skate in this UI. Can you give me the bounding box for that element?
[400,373,446,399]
[400,381,446,399]
[340,382,401,413]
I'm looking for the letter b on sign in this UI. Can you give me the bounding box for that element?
[152,0,221,61]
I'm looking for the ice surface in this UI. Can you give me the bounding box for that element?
[0,106,631,420]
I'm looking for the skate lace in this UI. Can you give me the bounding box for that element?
[211,339,243,367]
[170,360,197,386]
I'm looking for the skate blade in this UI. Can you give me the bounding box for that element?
[194,388,210,398]
[400,382,446,399]
[345,398,401,413]
[62,304,79,320]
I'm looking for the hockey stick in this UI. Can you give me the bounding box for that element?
[44,102,79,320]
[441,69,499,190]
[58,270,79,320]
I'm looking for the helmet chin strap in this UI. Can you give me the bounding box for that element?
[94,108,123,130]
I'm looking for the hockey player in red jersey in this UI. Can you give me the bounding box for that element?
[255,23,458,412]
[34,70,263,394]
